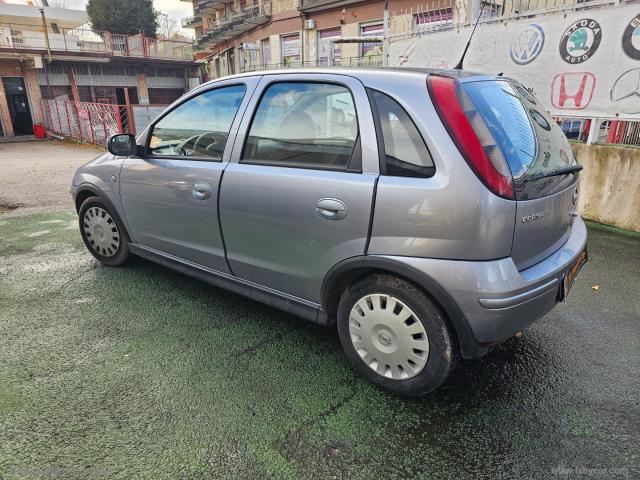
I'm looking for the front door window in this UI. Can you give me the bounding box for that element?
[148,84,246,159]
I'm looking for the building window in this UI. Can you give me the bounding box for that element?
[360,23,383,58]
[414,8,454,32]
[148,88,184,104]
[261,38,271,67]
[318,27,342,66]
[480,2,501,19]
[281,33,300,66]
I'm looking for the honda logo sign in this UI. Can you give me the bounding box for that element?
[551,72,596,110]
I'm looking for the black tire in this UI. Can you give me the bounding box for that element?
[78,197,130,267]
[337,274,459,396]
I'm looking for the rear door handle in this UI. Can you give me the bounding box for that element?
[192,181,212,200]
[315,198,347,220]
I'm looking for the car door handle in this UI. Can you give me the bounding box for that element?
[315,198,347,220]
[192,181,212,200]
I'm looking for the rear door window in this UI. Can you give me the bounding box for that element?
[369,90,434,177]
[242,82,359,170]
[462,80,577,200]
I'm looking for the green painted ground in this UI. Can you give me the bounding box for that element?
[1,211,638,479]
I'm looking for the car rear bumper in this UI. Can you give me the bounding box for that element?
[382,215,588,345]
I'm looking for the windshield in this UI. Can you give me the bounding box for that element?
[463,80,578,200]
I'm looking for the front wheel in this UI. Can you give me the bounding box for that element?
[337,274,458,396]
[78,197,130,266]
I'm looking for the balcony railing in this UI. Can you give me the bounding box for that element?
[238,55,382,73]
[181,15,203,28]
[298,0,362,12]
[0,23,194,61]
[197,2,271,48]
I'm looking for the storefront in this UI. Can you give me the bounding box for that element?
[0,58,42,138]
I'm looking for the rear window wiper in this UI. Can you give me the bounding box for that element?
[521,164,583,183]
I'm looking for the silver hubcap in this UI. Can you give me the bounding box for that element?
[349,294,429,380]
[83,207,120,257]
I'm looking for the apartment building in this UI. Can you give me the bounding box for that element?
[183,0,480,78]
[0,1,197,139]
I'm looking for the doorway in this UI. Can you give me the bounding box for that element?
[3,77,33,135]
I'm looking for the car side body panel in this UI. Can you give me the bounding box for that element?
[356,72,516,260]
[219,73,380,303]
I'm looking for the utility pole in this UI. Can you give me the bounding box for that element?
[38,8,52,62]
[382,0,389,67]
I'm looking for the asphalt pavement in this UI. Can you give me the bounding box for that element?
[0,210,638,479]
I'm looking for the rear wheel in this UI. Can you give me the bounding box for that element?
[79,197,130,266]
[337,274,458,396]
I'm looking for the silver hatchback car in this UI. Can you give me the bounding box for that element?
[71,68,587,396]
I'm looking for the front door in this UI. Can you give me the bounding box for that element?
[220,74,380,303]
[3,77,33,135]
[119,78,258,272]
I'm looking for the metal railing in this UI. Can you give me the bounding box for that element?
[554,116,640,147]
[181,15,203,28]
[297,0,367,10]
[238,55,383,73]
[42,98,171,144]
[197,2,271,48]
[0,23,193,61]
[42,98,125,145]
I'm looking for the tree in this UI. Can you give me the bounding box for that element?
[86,0,158,38]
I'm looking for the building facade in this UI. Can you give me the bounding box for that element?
[0,2,197,139]
[184,0,511,78]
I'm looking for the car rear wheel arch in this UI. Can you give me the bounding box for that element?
[321,256,488,359]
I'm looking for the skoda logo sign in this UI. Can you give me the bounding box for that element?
[510,24,545,65]
[622,13,640,60]
[559,18,602,64]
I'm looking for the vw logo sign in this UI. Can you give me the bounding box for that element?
[622,13,640,60]
[559,18,602,64]
[510,24,545,65]
[529,109,551,131]
[610,68,640,114]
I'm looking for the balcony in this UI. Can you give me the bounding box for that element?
[197,2,271,49]
[0,24,194,62]
[181,15,203,28]
[298,0,366,13]
[194,0,232,14]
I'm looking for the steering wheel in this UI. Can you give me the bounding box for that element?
[193,132,223,157]
[175,134,201,156]
[175,132,222,157]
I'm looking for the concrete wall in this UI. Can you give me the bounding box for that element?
[572,143,640,233]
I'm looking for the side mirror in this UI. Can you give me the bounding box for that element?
[107,133,137,156]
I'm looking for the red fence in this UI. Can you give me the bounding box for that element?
[42,99,127,145]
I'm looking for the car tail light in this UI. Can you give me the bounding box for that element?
[427,75,514,199]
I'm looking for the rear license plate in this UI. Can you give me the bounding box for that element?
[561,246,588,301]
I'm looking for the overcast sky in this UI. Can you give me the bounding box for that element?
[5,0,194,37]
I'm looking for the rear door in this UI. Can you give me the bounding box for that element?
[462,79,580,270]
[219,73,379,303]
[119,77,259,272]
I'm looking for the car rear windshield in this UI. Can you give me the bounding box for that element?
[462,80,578,201]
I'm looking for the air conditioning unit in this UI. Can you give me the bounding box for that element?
[304,19,316,30]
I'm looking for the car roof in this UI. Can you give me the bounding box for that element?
[200,67,490,87]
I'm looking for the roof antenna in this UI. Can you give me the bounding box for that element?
[453,10,483,70]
